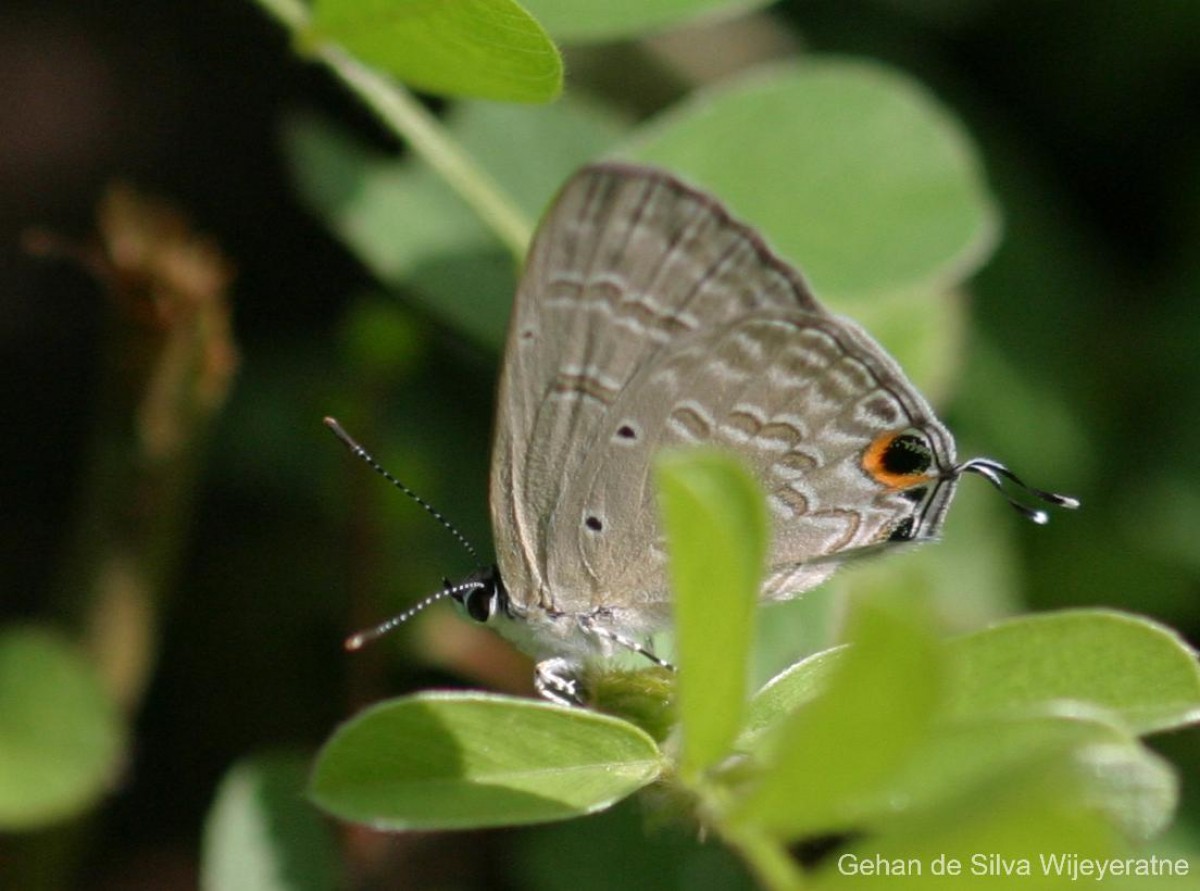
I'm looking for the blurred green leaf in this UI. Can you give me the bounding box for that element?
[286,116,506,345]
[309,0,562,103]
[1070,742,1178,843]
[310,692,662,829]
[627,59,999,303]
[522,0,774,42]
[201,752,341,891]
[947,610,1200,735]
[286,98,627,346]
[0,626,125,830]
[734,596,944,836]
[450,99,630,214]
[741,645,847,747]
[656,449,767,779]
[848,287,965,404]
[809,754,1125,890]
[876,707,1177,842]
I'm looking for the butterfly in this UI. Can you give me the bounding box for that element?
[330,162,1076,703]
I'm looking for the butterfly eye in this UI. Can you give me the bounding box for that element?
[463,588,496,623]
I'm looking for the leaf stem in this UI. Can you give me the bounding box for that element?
[254,0,533,261]
[722,825,809,891]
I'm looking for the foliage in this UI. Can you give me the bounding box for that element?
[246,1,1200,884]
[6,0,1200,889]
[298,453,1200,889]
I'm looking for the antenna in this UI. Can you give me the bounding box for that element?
[956,457,1080,524]
[323,416,481,562]
[343,578,486,651]
[325,416,488,651]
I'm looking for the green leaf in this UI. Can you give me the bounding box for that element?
[521,0,774,42]
[810,756,1126,891]
[1070,741,1178,842]
[515,797,755,891]
[947,609,1200,735]
[201,753,341,891]
[656,449,767,779]
[627,59,999,303]
[734,596,944,836]
[875,707,1177,841]
[846,287,965,404]
[286,98,627,346]
[746,661,1179,843]
[0,626,125,830]
[310,692,662,829]
[741,645,847,747]
[309,0,562,103]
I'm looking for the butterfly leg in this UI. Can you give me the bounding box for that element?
[587,623,676,672]
[534,657,586,705]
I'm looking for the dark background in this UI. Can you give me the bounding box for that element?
[2,0,1198,886]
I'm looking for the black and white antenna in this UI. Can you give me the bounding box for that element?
[325,416,482,649]
[955,456,1080,525]
[343,578,488,651]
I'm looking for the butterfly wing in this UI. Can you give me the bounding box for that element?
[491,162,955,631]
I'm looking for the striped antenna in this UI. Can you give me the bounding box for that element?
[956,457,1080,524]
[324,416,481,562]
[344,579,486,651]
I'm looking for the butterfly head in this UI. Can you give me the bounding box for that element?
[451,565,511,624]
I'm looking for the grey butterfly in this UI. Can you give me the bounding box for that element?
[332,161,1076,703]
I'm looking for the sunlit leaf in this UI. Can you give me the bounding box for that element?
[309,0,562,103]
[522,0,773,42]
[947,610,1200,735]
[657,449,767,778]
[310,692,662,829]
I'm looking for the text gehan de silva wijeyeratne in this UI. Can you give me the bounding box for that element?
[837,852,1191,882]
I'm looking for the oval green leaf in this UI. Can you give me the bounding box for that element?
[656,449,767,779]
[310,692,663,830]
[522,0,773,42]
[947,609,1200,736]
[626,59,999,302]
[0,626,126,830]
[309,0,563,103]
[202,753,341,891]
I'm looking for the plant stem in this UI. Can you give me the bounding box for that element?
[722,825,809,891]
[694,779,808,891]
[254,0,533,261]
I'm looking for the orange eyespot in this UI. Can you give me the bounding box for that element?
[863,431,936,489]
